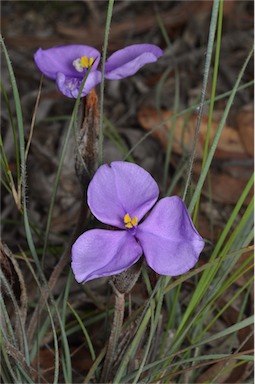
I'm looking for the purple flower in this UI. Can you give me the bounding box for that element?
[71,162,204,284]
[34,44,163,98]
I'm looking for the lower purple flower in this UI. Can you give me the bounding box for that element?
[71,162,204,283]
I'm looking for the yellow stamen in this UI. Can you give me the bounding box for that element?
[124,213,138,229]
[124,213,131,224]
[73,56,94,72]
[80,56,94,68]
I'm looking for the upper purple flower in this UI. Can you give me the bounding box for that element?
[71,162,204,284]
[34,44,163,98]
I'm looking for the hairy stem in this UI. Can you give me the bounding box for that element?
[101,283,125,382]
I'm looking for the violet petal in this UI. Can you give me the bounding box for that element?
[71,229,143,283]
[56,70,101,98]
[88,162,159,228]
[104,44,163,80]
[34,45,100,80]
[136,197,204,276]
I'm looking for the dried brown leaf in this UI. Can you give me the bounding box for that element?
[236,103,254,157]
[138,107,246,160]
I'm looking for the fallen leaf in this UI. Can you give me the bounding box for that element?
[138,106,252,204]
[138,107,246,160]
[192,166,253,205]
[236,103,254,157]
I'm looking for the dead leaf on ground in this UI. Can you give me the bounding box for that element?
[138,106,253,204]
[236,103,254,157]
[191,164,253,205]
[138,107,246,160]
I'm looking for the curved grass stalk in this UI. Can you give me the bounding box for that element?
[182,0,220,202]
[188,46,254,213]
[192,0,223,222]
[67,301,96,362]
[175,189,253,347]
[24,76,43,163]
[1,339,21,383]
[198,275,253,341]
[123,321,253,382]
[113,304,152,382]
[155,8,180,195]
[0,135,19,203]
[23,254,60,384]
[0,271,29,364]
[113,277,167,382]
[0,80,21,188]
[0,35,75,383]
[98,0,115,165]
[60,270,73,383]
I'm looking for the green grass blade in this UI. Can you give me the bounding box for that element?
[98,0,115,165]
[182,0,220,201]
[188,47,254,213]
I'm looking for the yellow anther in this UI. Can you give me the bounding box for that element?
[80,56,94,68]
[124,213,131,224]
[73,56,94,72]
[124,213,138,229]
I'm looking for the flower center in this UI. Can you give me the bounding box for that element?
[124,213,138,229]
[65,78,81,90]
[73,56,94,73]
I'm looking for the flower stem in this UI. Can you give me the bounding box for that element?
[101,283,125,382]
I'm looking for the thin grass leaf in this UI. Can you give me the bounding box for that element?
[113,304,152,382]
[0,272,29,363]
[132,302,155,384]
[182,0,220,202]
[192,0,223,223]
[200,316,254,346]
[156,12,181,194]
[0,293,17,346]
[188,46,254,213]
[23,253,60,384]
[0,136,19,201]
[0,35,46,300]
[1,338,22,383]
[124,346,253,382]
[98,0,115,165]
[177,174,253,338]
[60,271,73,384]
[24,76,43,162]
[41,74,88,266]
[67,301,96,362]
[103,116,135,162]
[196,274,253,341]
[83,347,106,384]
[0,79,21,182]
